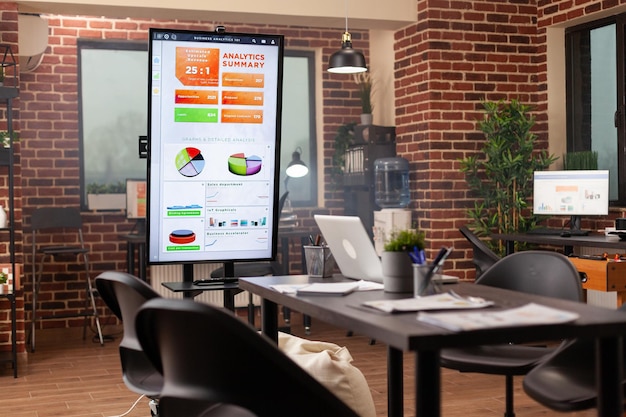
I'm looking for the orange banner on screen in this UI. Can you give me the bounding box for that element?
[556,185,578,192]
[221,91,264,106]
[175,89,219,105]
[221,109,264,124]
[176,47,220,87]
[222,72,265,88]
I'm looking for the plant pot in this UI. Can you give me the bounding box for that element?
[87,193,126,211]
[360,113,373,125]
[381,251,414,293]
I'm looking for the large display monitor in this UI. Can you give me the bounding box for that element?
[533,170,609,233]
[147,28,284,266]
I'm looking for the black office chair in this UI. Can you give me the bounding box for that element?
[29,207,103,352]
[459,225,501,278]
[440,250,583,417]
[135,297,360,417]
[522,303,626,412]
[95,271,163,417]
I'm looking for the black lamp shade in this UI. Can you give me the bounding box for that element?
[328,32,367,74]
[285,150,309,178]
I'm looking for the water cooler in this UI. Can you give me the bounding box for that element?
[373,157,411,255]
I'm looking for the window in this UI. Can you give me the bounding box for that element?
[79,43,317,209]
[279,51,317,207]
[78,40,148,209]
[566,16,625,204]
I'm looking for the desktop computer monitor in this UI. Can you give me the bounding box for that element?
[533,170,609,233]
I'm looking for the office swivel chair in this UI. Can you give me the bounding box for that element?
[29,207,103,352]
[95,271,163,417]
[523,303,626,412]
[440,250,583,417]
[135,297,360,417]
[459,225,500,278]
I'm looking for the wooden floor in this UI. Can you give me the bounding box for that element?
[0,309,599,417]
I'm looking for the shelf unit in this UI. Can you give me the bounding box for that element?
[342,125,396,237]
[0,45,19,377]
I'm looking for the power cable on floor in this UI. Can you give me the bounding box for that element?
[105,394,145,417]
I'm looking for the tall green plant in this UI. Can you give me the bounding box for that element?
[460,100,557,254]
[563,151,598,170]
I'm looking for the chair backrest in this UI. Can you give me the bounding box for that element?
[31,207,84,230]
[459,225,500,277]
[135,297,360,417]
[95,271,162,397]
[476,250,583,302]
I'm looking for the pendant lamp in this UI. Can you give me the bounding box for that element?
[328,1,367,74]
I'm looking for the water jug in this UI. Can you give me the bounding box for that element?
[374,157,410,208]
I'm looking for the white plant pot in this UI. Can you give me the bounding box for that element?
[360,113,373,125]
[381,251,414,293]
[87,193,126,211]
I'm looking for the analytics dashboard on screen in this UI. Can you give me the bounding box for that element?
[147,28,284,264]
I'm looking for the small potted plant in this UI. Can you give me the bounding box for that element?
[86,181,127,211]
[354,72,373,125]
[0,271,7,294]
[381,228,425,293]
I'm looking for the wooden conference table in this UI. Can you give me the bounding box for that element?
[239,275,626,417]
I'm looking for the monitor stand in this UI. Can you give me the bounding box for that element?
[568,215,589,236]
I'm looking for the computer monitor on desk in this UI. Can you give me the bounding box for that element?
[532,170,609,235]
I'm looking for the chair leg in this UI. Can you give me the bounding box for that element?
[504,374,515,417]
[29,256,48,352]
[83,254,104,346]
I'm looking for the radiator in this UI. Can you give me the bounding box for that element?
[149,263,260,308]
[575,246,618,309]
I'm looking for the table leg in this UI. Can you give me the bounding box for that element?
[223,289,236,311]
[388,346,404,417]
[596,336,623,417]
[138,242,146,281]
[415,349,440,417]
[261,298,279,344]
[126,242,134,274]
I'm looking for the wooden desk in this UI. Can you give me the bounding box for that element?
[240,275,626,417]
[492,232,626,256]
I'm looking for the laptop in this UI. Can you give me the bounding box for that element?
[314,214,459,284]
[314,214,385,282]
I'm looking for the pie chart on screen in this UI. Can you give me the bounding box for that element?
[175,147,205,177]
[228,153,262,176]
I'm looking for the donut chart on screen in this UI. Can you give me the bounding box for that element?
[175,147,205,177]
[228,153,262,176]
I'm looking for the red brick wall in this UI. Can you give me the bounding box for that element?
[393,0,546,276]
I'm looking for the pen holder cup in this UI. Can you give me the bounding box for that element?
[413,264,438,297]
[304,245,335,278]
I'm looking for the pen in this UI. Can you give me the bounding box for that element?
[309,235,315,245]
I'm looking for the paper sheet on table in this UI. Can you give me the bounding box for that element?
[417,302,580,331]
[362,292,494,313]
[271,280,383,295]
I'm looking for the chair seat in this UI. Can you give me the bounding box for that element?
[39,246,89,255]
[441,344,554,375]
[522,339,599,412]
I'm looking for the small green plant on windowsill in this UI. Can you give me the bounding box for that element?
[86,181,126,194]
[0,271,7,285]
[563,150,598,170]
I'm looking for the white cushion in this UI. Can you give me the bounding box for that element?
[279,332,376,417]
